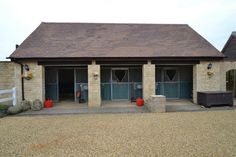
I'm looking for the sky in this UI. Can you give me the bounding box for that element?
[0,0,235,61]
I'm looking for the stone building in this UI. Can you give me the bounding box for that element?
[0,23,235,107]
[222,32,236,97]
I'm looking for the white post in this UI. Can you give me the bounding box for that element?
[12,87,16,106]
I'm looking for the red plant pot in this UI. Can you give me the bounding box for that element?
[136,98,144,106]
[44,99,53,108]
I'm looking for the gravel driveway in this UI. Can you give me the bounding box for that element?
[0,111,236,157]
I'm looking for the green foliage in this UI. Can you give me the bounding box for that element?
[0,104,9,110]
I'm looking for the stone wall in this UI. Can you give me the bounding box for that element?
[0,62,15,104]
[21,61,45,102]
[193,61,222,103]
[0,62,22,105]
[142,64,155,101]
[0,61,15,89]
[88,64,101,107]
[2,60,236,107]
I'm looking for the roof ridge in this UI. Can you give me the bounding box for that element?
[41,22,188,26]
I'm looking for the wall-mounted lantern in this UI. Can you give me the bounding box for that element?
[207,63,212,70]
[93,72,99,80]
[23,64,30,71]
[207,63,214,78]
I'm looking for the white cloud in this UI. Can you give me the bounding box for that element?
[0,0,235,60]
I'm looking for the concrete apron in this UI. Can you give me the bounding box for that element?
[18,101,149,116]
[17,99,235,116]
[166,99,235,112]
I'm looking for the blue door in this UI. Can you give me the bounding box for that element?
[156,67,193,99]
[163,69,179,98]
[111,69,129,100]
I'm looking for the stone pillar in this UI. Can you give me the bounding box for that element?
[142,62,155,101]
[192,65,198,104]
[88,63,101,107]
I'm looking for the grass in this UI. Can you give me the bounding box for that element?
[0,110,236,156]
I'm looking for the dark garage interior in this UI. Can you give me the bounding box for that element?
[59,69,74,101]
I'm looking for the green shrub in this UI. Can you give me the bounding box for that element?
[0,104,9,110]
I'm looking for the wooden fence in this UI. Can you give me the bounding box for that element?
[0,87,16,106]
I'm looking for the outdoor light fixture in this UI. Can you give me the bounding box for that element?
[207,63,214,78]
[93,72,99,80]
[207,63,212,70]
[23,64,29,71]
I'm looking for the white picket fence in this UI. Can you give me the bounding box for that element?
[0,87,16,106]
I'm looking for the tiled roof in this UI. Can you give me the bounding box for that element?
[9,22,224,59]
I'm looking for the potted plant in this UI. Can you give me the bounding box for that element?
[22,71,33,80]
[0,104,9,115]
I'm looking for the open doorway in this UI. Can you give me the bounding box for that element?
[58,69,74,101]
[226,69,236,98]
